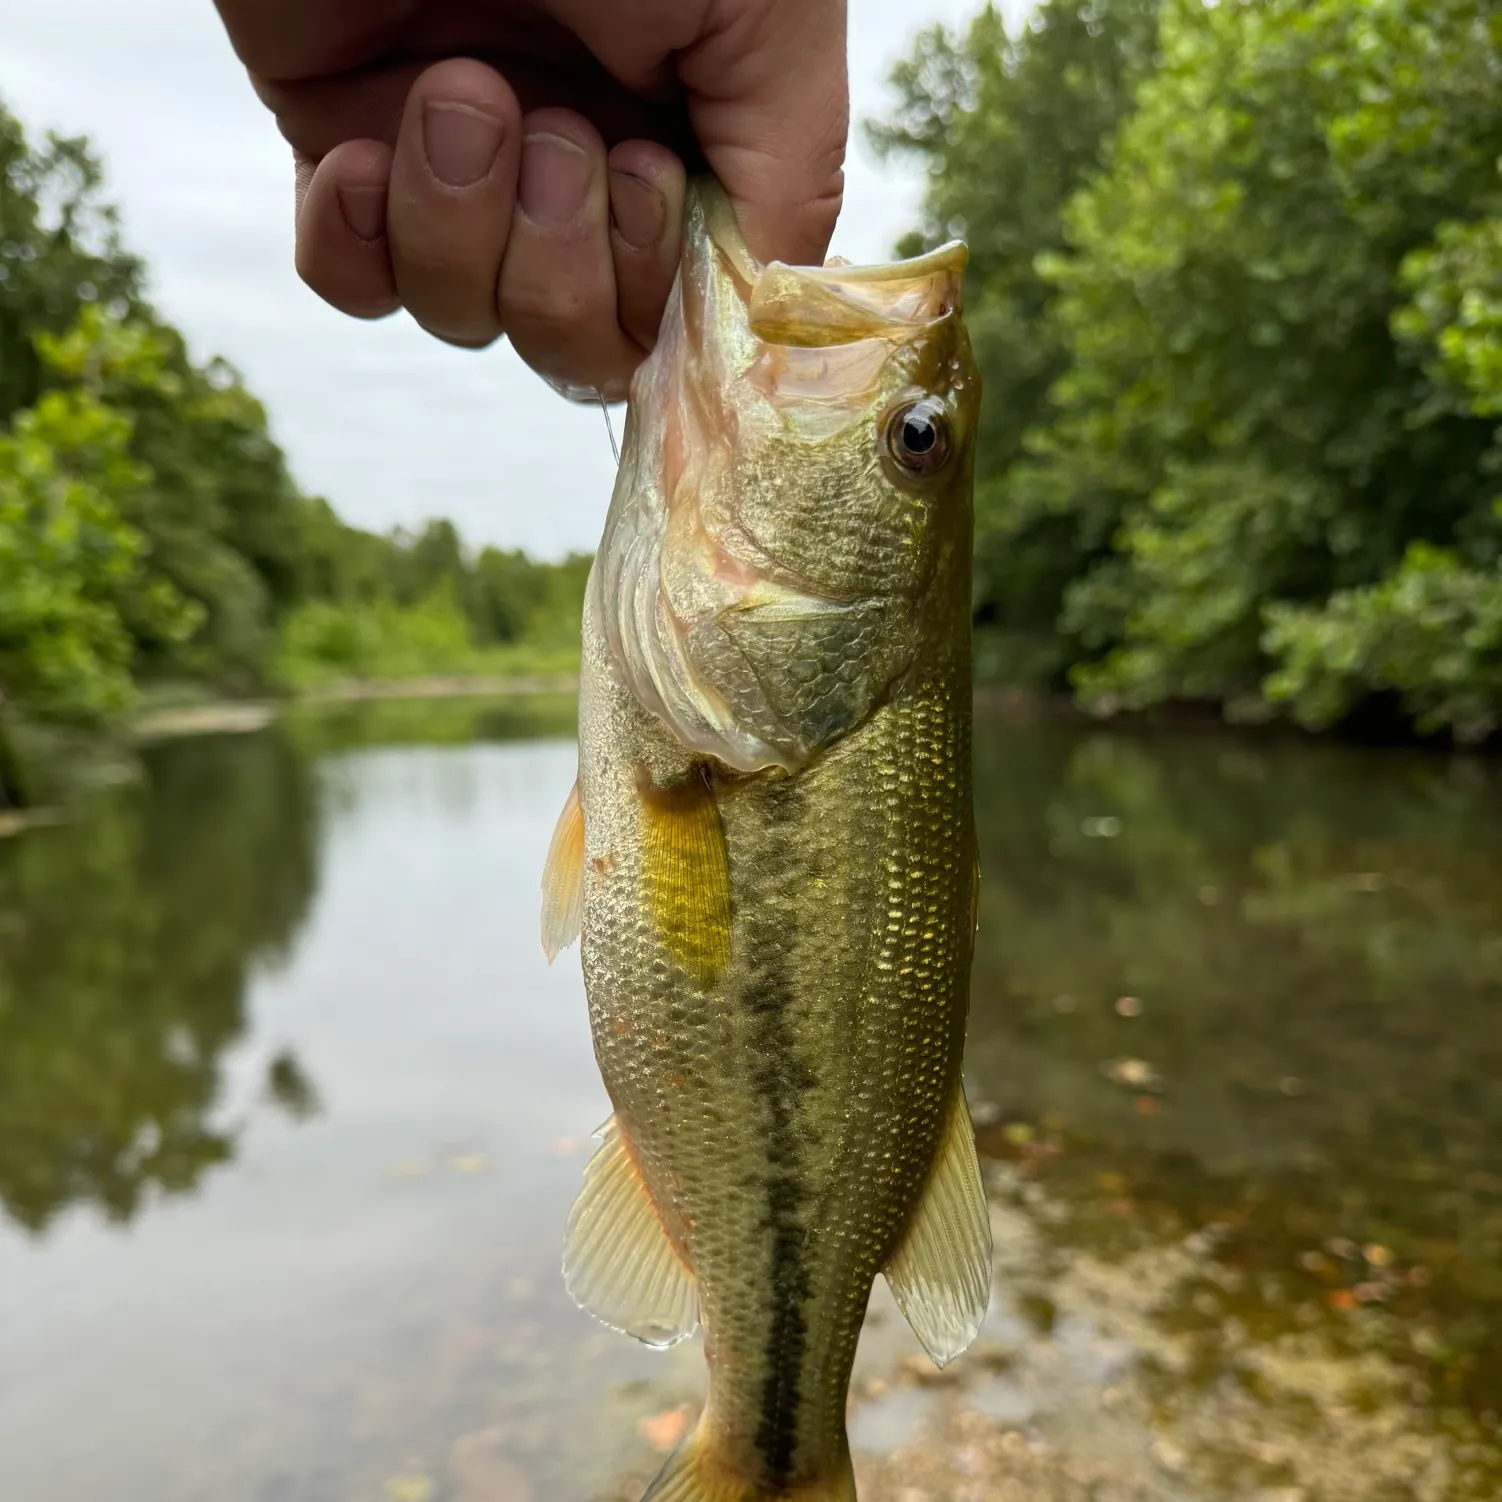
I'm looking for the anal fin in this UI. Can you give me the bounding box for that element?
[564,1115,698,1348]
[883,1086,993,1367]
[541,778,584,961]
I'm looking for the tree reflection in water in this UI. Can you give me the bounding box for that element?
[0,729,322,1233]
[960,705,1502,1492]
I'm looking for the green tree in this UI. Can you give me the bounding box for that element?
[1398,206,1502,423]
[473,545,548,643]
[1023,0,1502,724]
[39,306,317,683]
[1261,150,1502,743]
[391,518,468,606]
[1,92,593,748]
[0,315,200,724]
[296,496,405,605]
[869,0,1162,668]
[880,0,1502,738]
[3,99,332,689]
[0,102,144,425]
[472,546,591,645]
[1263,543,1502,742]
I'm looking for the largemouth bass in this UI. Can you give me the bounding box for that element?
[541,180,987,1502]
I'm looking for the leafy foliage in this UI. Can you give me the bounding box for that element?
[0,108,144,424]
[880,0,1502,739]
[274,587,579,689]
[0,97,592,795]
[0,318,200,722]
[1264,544,1502,743]
[870,0,1161,651]
[273,547,590,689]
[1398,199,1502,423]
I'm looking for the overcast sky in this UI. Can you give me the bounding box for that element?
[0,1,1022,558]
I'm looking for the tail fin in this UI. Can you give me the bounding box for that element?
[641,1422,856,1502]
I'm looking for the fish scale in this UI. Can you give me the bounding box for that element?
[543,179,990,1502]
[581,651,973,1493]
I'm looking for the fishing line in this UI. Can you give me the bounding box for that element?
[597,390,620,466]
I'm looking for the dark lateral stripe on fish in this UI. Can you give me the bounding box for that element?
[740,779,816,1489]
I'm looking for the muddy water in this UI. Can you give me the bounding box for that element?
[1,698,1498,1501]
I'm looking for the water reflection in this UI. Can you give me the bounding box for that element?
[0,699,1498,1501]
[0,729,322,1233]
[952,707,1502,1500]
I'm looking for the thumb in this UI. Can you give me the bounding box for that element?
[682,0,848,268]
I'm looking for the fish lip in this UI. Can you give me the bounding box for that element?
[770,238,969,286]
[693,174,973,318]
[695,175,968,283]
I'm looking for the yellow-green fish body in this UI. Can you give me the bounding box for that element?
[543,182,988,1502]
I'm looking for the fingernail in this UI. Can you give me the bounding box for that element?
[519,133,591,227]
[424,102,503,188]
[337,184,387,242]
[609,169,665,250]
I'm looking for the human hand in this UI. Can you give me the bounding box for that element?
[213,1,848,399]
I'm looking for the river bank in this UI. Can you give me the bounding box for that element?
[0,676,586,837]
[3,670,1493,844]
[129,674,581,744]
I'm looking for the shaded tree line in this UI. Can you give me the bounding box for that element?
[875,0,1502,741]
[0,99,588,800]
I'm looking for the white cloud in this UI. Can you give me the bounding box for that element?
[0,0,1022,557]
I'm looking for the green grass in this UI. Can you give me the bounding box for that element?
[272,590,580,692]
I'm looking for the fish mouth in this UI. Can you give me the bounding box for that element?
[694,178,967,350]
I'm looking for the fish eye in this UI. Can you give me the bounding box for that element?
[883,398,951,481]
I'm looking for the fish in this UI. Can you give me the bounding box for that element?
[541,178,988,1502]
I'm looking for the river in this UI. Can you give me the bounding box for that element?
[1,697,1499,1502]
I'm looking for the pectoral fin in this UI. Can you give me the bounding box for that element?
[563,1115,699,1348]
[639,766,732,987]
[541,779,584,962]
[883,1087,993,1367]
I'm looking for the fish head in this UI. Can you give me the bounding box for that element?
[594,179,979,774]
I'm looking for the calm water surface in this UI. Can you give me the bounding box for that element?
[1,697,1500,1501]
